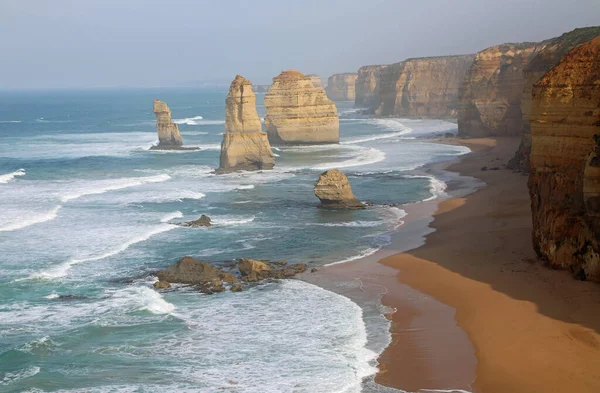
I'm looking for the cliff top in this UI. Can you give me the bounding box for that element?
[153,99,170,114]
[526,26,600,73]
[274,70,310,81]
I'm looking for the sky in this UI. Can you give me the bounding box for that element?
[1,0,599,89]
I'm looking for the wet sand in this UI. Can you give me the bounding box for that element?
[377,137,600,392]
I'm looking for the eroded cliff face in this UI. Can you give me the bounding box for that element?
[528,36,600,281]
[152,100,183,149]
[326,73,358,101]
[509,27,600,172]
[307,74,323,88]
[458,42,543,137]
[218,75,275,173]
[375,55,474,118]
[264,70,339,144]
[355,65,387,109]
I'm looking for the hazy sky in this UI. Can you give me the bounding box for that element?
[1,0,599,89]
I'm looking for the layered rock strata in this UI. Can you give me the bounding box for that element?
[509,27,600,172]
[314,169,365,209]
[458,42,543,137]
[307,74,323,88]
[528,36,600,281]
[264,70,339,144]
[355,65,387,109]
[326,73,358,101]
[151,99,184,149]
[218,75,275,173]
[375,55,474,118]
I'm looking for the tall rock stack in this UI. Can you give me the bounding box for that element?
[355,65,387,109]
[509,27,600,172]
[375,55,474,118]
[152,99,184,149]
[307,74,323,88]
[528,36,600,281]
[264,70,339,144]
[457,42,543,137]
[326,73,358,101]
[218,75,275,173]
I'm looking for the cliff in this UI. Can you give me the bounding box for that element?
[152,99,184,149]
[355,65,387,109]
[264,70,339,144]
[509,27,600,172]
[457,42,543,137]
[218,75,275,173]
[307,74,323,88]
[528,36,600,281]
[326,73,358,101]
[375,55,474,118]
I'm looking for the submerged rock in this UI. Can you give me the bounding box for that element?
[230,283,244,292]
[314,169,365,209]
[218,75,275,173]
[153,280,171,289]
[182,215,212,228]
[151,99,185,150]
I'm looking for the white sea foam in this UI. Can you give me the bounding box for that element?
[0,366,40,386]
[43,293,60,300]
[341,129,412,145]
[0,120,22,123]
[160,211,183,223]
[173,115,203,125]
[310,146,386,171]
[211,215,255,227]
[0,205,62,232]
[0,169,26,183]
[324,247,381,266]
[307,220,384,228]
[60,174,171,202]
[406,175,448,201]
[111,286,175,314]
[30,217,178,279]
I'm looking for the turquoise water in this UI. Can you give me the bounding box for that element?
[0,89,469,392]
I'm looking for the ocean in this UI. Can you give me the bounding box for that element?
[0,88,469,392]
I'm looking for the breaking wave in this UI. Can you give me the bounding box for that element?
[0,169,26,183]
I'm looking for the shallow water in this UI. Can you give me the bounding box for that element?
[0,89,469,392]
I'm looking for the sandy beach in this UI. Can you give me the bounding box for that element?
[378,137,600,392]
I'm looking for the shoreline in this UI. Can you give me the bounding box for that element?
[307,136,600,392]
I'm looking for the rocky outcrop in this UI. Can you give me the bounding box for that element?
[458,42,544,137]
[528,36,600,282]
[156,256,238,293]
[264,70,339,144]
[307,74,323,88]
[152,100,185,149]
[314,169,365,209]
[509,27,600,172]
[218,75,275,173]
[375,55,474,118]
[326,73,358,101]
[355,65,387,109]
[181,215,212,228]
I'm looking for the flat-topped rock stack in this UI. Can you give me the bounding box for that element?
[264,70,339,145]
[151,99,184,150]
[218,75,275,173]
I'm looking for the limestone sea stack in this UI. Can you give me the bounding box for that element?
[151,100,184,149]
[355,65,387,109]
[457,42,543,137]
[264,70,339,144]
[375,55,474,118]
[218,75,275,173]
[528,36,600,281]
[307,74,323,88]
[314,169,365,209]
[326,73,358,101]
[509,27,600,172]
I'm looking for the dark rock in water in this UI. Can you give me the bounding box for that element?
[311,268,319,273]
[182,215,212,228]
[230,284,244,292]
[273,260,288,267]
[290,263,307,273]
[157,256,234,285]
[153,280,171,289]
